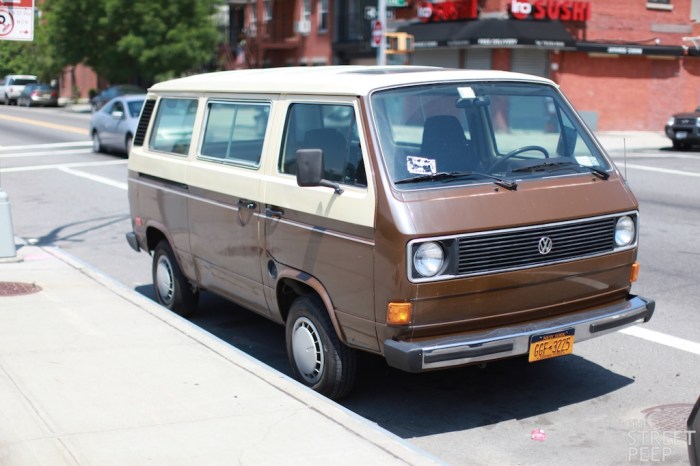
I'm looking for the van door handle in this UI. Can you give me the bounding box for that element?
[266,206,284,218]
[238,199,257,210]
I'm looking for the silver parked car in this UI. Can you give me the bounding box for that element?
[90,94,145,154]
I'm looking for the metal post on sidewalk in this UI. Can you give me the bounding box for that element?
[0,187,21,262]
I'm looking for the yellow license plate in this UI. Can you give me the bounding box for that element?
[528,329,575,362]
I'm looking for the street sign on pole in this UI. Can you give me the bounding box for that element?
[371,20,383,48]
[0,0,34,42]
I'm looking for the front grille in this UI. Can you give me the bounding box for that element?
[457,216,618,276]
[408,212,637,282]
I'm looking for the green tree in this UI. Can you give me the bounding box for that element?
[44,0,221,86]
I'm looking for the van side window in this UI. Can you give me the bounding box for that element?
[280,103,366,187]
[200,101,270,167]
[150,98,198,156]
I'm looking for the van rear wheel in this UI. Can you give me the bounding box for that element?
[285,295,356,400]
[152,240,198,316]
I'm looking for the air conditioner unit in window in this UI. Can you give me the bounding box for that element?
[294,19,311,35]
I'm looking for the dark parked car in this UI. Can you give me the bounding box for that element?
[90,94,146,154]
[17,84,59,107]
[91,84,146,112]
[665,108,700,150]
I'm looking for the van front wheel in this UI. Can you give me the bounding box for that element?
[285,295,356,399]
[152,240,199,316]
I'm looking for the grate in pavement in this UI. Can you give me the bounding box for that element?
[0,282,42,297]
[643,404,694,440]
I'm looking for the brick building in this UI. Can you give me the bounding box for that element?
[231,0,700,131]
[67,0,700,131]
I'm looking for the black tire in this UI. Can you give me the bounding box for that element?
[92,131,103,153]
[125,134,133,155]
[285,294,356,399]
[152,240,199,316]
[672,140,687,151]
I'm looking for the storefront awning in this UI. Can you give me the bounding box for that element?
[401,19,577,50]
[576,42,685,57]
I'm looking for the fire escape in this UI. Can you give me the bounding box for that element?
[220,1,304,70]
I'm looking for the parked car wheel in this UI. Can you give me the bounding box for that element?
[125,134,133,155]
[672,140,688,151]
[152,240,199,316]
[285,294,356,399]
[92,131,103,153]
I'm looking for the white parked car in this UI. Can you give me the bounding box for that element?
[1,74,38,105]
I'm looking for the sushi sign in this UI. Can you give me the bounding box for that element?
[510,0,591,22]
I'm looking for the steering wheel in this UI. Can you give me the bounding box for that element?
[489,145,549,172]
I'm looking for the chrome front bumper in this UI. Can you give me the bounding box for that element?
[383,295,655,373]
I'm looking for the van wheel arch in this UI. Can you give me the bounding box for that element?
[152,239,199,316]
[285,293,357,399]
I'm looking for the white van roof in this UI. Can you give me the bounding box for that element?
[149,66,555,96]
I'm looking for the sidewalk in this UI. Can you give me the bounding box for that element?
[0,246,443,466]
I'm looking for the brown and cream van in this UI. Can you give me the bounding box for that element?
[126,66,655,399]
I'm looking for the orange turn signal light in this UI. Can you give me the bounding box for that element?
[387,302,412,325]
[630,262,640,283]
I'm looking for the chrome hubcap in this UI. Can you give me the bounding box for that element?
[155,256,175,305]
[292,317,323,384]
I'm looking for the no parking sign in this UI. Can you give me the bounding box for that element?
[0,0,34,41]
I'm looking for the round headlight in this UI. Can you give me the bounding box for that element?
[413,242,444,278]
[615,216,635,247]
[666,117,675,126]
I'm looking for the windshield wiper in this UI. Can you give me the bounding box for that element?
[395,171,518,190]
[511,161,610,180]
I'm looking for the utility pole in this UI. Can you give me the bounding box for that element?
[377,0,387,66]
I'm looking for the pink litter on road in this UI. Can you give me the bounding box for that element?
[531,428,547,441]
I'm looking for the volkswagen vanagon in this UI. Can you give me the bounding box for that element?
[126,66,654,399]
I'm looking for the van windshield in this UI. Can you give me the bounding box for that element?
[371,81,610,189]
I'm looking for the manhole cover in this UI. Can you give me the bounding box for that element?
[0,282,42,297]
[643,404,694,440]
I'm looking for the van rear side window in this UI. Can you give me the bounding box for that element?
[150,98,198,155]
[200,101,270,167]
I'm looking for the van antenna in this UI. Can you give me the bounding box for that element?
[623,137,627,180]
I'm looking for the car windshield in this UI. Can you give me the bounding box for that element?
[12,78,37,85]
[128,99,145,118]
[371,81,610,189]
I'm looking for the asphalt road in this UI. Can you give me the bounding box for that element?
[1,104,698,465]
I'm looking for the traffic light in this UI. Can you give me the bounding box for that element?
[386,33,414,54]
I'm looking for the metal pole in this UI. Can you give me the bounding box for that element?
[0,188,18,260]
[377,0,387,66]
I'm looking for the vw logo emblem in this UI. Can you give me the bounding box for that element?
[538,236,553,255]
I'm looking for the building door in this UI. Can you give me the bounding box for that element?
[511,49,549,78]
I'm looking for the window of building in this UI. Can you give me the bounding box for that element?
[647,0,673,10]
[318,0,328,33]
[150,98,198,156]
[200,101,270,167]
[279,103,366,187]
[303,0,312,23]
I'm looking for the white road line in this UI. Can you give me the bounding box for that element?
[625,163,700,178]
[0,141,93,151]
[620,326,700,356]
[0,148,95,158]
[58,166,127,190]
[0,159,126,173]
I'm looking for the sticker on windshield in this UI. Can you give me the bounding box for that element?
[407,156,437,175]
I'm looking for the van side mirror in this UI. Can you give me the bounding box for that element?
[296,148,343,194]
